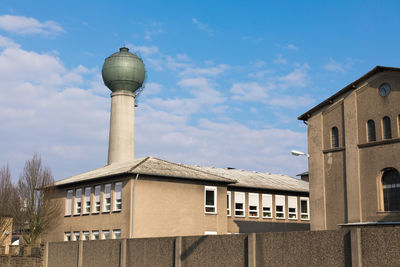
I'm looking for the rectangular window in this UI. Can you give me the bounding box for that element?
[64,232,71,241]
[104,184,111,212]
[234,192,245,217]
[75,189,82,215]
[92,230,99,240]
[300,197,310,220]
[248,193,259,218]
[83,231,90,241]
[113,229,121,239]
[84,187,91,214]
[288,196,298,220]
[204,186,217,214]
[227,191,231,216]
[275,195,285,219]
[102,230,110,240]
[262,194,272,218]
[65,190,73,216]
[204,231,217,235]
[94,185,101,213]
[114,182,122,211]
[73,231,80,241]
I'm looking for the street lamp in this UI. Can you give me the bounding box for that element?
[290,150,309,157]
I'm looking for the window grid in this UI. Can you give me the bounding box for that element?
[262,194,272,219]
[94,186,101,213]
[204,186,217,214]
[102,230,110,240]
[114,182,122,211]
[367,120,376,142]
[73,231,80,241]
[113,229,121,239]
[104,184,111,212]
[234,192,245,217]
[92,230,99,240]
[227,191,231,217]
[288,196,298,220]
[275,195,285,219]
[75,189,82,215]
[331,127,339,148]
[65,232,71,242]
[382,169,400,211]
[83,231,90,241]
[300,197,310,220]
[248,193,259,218]
[383,116,392,139]
[65,190,73,216]
[84,187,91,214]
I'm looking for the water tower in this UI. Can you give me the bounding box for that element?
[102,47,145,164]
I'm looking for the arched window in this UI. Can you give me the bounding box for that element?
[367,120,376,142]
[331,127,339,148]
[382,168,400,211]
[383,116,392,139]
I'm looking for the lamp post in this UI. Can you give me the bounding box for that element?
[290,150,310,157]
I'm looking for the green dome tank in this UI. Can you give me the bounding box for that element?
[102,47,145,93]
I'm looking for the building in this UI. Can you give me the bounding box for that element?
[44,47,309,242]
[298,66,400,230]
[44,156,309,242]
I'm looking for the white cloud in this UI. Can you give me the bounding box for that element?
[230,82,271,101]
[278,63,310,88]
[274,54,287,65]
[0,15,64,35]
[179,64,229,77]
[267,95,315,108]
[144,82,163,95]
[0,35,19,48]
[192,18,213,37]
[286,44,298,50]
[130,45,159,56]
[324,58,345,72]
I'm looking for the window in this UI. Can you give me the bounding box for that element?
[234,192,245,217]
[204,231,217,235]
[75,189,82,215]
[73,231,80,241]
[204,186,217,214]
[84,187,91,214]
[275,195,285,219]
[382,168,400,211]
[64,232,71,241]
[113,229,121,239]
[114,182,122,211]
[288,196,298,220]
[65,190,73,216]
[367,120,376,142]
[262,194,272,218]
[227,191,231,216]
[300,197,310,220]
[104,184,111,212]
[383,116,392,139]
[94,185,101,213]
[102,230,110,240]
[92,231,99,240]
[248,193,259,218]
[83,231,90,241]
[331,127,339,148]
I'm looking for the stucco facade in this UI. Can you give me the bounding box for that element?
[45,157,310,242]
[299,66,400,230]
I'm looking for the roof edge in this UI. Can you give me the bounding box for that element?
[298,66,400,121]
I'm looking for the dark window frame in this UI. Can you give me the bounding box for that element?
[383,116,392,139]
[382,168,400,211]
[367,120,376,142]
[331,127,339,148]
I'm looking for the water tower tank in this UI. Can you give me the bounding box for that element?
[102,47,145,93]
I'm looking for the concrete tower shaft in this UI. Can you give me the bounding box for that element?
[108,91,135,164]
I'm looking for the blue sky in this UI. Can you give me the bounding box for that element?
[1,1,400,181]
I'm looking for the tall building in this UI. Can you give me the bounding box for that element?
[298,66,400,230]
[44,48,309,242]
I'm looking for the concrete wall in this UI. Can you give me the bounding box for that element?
[44,227,400,266]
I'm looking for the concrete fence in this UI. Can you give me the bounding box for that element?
[44,227,400,267]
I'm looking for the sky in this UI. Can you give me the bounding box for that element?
[1,1,400,182]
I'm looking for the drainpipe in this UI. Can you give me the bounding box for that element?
[130,173,140,238]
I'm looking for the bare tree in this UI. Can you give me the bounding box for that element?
[0,165,14,244]
[12,154,60,245]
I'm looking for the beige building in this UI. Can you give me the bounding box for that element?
[44,157,309,242]
[299,66,400,230]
